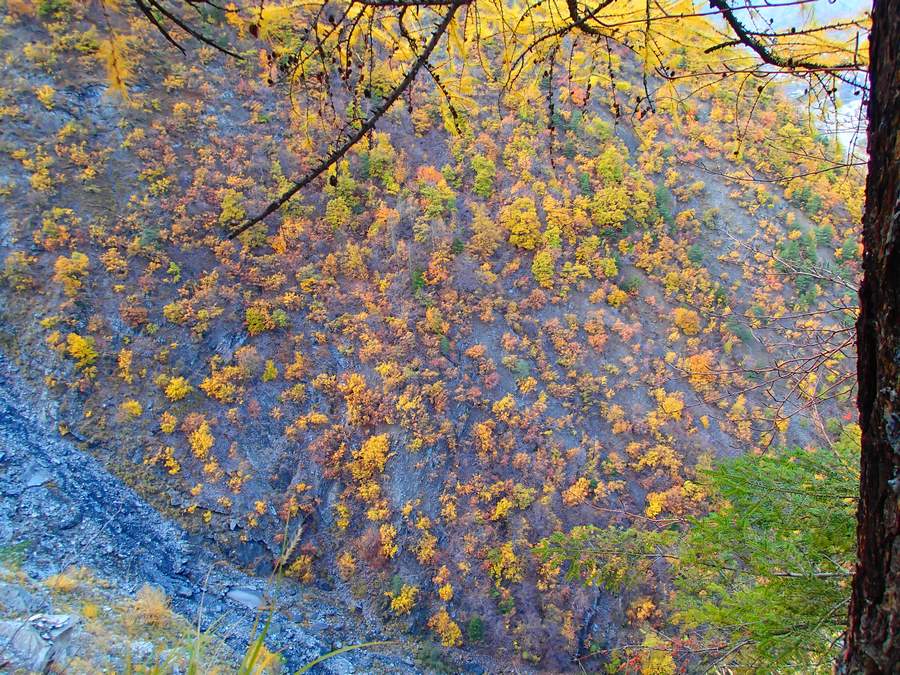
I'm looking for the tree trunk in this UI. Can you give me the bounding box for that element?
[844,0,900,671]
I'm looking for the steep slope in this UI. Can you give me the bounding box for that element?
[0,351,435,672]
[0,1,863,670]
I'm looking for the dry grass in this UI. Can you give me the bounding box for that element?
[128,584,171,628]
[44,566,92,593]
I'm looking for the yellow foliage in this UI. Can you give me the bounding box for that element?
[66,333,98,369]
[379,523,398,559]
[120,399,143,418]
[200,364,246,402]
[165,376,192,401]
[473,420,494,455]
[628,596,656,621]
[189,421,214,460]
[645,492,666,518]
[335,503,351,530]
[489,542,523,586]
[284,351,308,380]
[35,84,54,109]
[54,251,89,297]
[337,551,356,580]
[117,349,133,384]
[655,389,684,421]
[160,411,177,434]
[45,568,83,593]
[680,351,716,391]
[673,307,701,335]
[635,444,681,473]
[285,555,314,583]
[388,584,418,615]
[492,394,516,421]
[98,35,132,98]
[351,434,391,480]
[429,609,463,647]
[606,286,628,308]
[502,196,541,250]
[415,530,438,564]
[562,477,591,506]
[425,306,448,334]
[491,497,514,521]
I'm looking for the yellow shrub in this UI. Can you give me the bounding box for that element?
[490,497,514,521]
[35,84,54,109]
[53,251,89,297]
[45,568,83,593]
[606,286,628,308]
[388,584,418,615]
[189,421,214,460]
[160,411,177,433]
[285,554,314,583]
[562,477,591,506]
[428,609,462,647]
[488,542,523,586]
[164,376,192,401]
[438,583,454,602]
[337,551,356,580]
[379,523,398,559]
[120,399,143,418]
[628,596,656,622]
[351,434,390,480]
[335,503,351,530]
[66,333,98,369]
[502,196,541,250]
[262,359,278,382]
[117,349,133,383]
[200,364,245,402]
[673,307,701,335]
[645,492,666,518]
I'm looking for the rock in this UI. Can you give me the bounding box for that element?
[323,655,355,674]
[0,583,40,614]
[175,583,194,598]
[56,506,83,530]
[130,639,155,662]
[24,466,52,488]
[226,588,265,610]
[0,613,80,672]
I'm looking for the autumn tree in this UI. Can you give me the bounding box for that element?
[89,0,894,668]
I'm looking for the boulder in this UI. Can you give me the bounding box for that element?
[0,613,80,672]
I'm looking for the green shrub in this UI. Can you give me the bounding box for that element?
[471,155,496,198]
[466,616,485,642]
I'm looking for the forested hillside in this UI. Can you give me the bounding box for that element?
[0,0,868,671]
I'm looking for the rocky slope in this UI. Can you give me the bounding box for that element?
[0,1,863,670]
[0,351,486,673]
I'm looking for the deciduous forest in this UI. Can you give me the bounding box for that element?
[0,0,896,673]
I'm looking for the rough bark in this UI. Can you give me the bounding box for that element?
[844,0,900,671]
